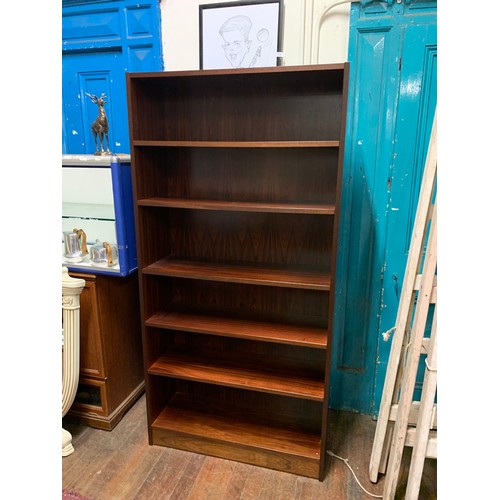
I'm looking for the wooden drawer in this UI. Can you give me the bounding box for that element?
[72,377,108,416]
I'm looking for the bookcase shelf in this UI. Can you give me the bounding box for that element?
[149,352,325,400]
[127,63,349,480]
[133,140,340,148]
[138,197,336,215]
[143,258,331,290]
[145,311,328,349]
[151,392,322,478]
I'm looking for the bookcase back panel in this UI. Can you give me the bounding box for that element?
[159,379,324,432]
[129,71,344,142]
[138,208,333,269]
[168,278,330,326]
[134,146,338,205]
[142,277,330,338]
[164,331,326,373]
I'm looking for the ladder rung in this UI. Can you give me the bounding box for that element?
[389,401,437,429]
[414,274,437,303]
[405,427,437,459]
[421,337,430,355]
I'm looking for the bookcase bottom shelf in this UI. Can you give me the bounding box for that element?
[151,394,322,479]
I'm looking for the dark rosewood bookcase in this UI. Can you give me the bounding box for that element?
[126,63,349,480]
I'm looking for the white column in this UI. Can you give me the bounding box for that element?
[62,267,85,457]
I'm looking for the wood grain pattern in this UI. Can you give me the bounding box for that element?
[149,279,330,328]
[151,394,321,479]
[68,272,144,430]
[138,197,336,215]
[145,311,328,348]
[127,68,344,142]
[135,210,335,271]
[133,146,338,206]
[143,259,331,290]
[127,65,348,480]
[148,352,325,400]
[152,429,320,480]
[133,140,340,148]
[153,402,321,458]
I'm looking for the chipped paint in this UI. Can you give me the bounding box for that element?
[382,326,396,341]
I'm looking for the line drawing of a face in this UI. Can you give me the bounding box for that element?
[219,15,253,68]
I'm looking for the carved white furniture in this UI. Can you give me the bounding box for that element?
[62,267,85,457]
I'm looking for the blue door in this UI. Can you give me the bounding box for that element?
[62,0,163,154]
[330,0,437,414]
[62,52,129,154]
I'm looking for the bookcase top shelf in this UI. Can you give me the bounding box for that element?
[127,63,347,79]
[133,140,340,148]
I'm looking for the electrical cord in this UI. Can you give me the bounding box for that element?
[327,450,383,498]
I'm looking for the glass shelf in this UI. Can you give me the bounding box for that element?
[62,202,115,221]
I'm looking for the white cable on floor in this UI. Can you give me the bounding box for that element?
[327,450,383,498]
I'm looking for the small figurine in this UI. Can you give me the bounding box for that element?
[86,92,112,155]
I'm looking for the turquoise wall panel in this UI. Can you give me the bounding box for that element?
[330,0,437,414]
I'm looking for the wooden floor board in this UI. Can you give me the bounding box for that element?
[138,447,191,499]
[254,468,276,499]
[169,452,207,500]
[221,461,249,500]
[63,395,436,499]
[132,448,170,499]
[239,464,268,499]
[186,456,234,500]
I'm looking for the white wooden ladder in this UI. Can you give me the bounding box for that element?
[369,113,437,500]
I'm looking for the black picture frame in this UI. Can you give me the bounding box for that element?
[199,0,283,70]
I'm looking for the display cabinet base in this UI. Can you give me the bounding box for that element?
[69,381,145,431]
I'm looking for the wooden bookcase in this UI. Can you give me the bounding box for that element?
[126,64,349,480]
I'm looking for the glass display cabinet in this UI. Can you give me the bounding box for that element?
[62,154,137,276]
[62,154,144,430]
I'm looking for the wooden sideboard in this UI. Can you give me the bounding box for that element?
[67,271,144,430]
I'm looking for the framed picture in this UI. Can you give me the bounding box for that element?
[199,0,283,70]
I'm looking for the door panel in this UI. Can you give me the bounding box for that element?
[62,0,163,155]
[63,52,128,154]
[330,0,437,414]
[375,22,437,407]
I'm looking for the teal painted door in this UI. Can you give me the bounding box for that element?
[330,0,437,414]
